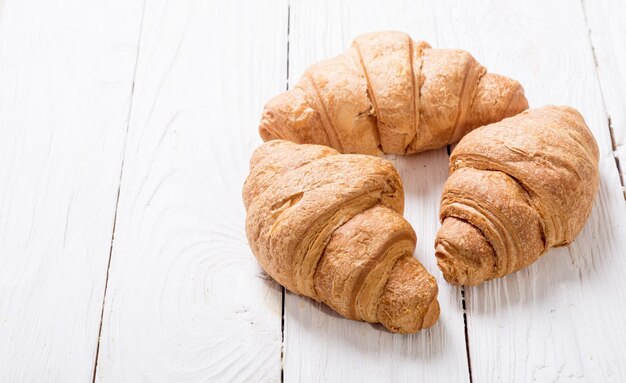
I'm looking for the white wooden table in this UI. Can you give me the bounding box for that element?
[1,0,625,382]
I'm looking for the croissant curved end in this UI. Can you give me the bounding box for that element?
[259,92,291,142]
[259,109,279,141]
[463,73,529,134]
[435,244,461,285]
[503,79,529,118]
[376,256,440,333]
[259,88,333,149]
[435,217,496,286]
[422,298,440,329]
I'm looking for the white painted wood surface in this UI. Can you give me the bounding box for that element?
[0,0,625,382]
[0,0,144,381]
[93,1,287,382]
[583,0,626,196]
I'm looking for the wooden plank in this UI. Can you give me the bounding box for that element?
[583,0,626,196]
[0,0,144,381]
[433,0,626,381]
[93,1,288,381]
[284,1,470,381]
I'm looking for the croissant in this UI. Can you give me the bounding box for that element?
[243,140,439,333]
[435,105,600,285]
[259,31,528,155]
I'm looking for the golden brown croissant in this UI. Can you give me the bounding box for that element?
[435,106,600,285]
[243,140,439,333]
[259,31,528,155]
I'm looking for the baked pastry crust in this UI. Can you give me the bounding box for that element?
[244,140,439,333]
[436,106,600,285]
[259,31,528,155]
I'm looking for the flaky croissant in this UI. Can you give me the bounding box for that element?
[243,140,439,333]
[435,106,600,285]
[259,31,528,155]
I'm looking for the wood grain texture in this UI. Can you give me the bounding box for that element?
[94,1,287,381]
[0,0,144,381]
[284,1,470,381]
[583,0,626,196]
[433,0,626,381]
[2,0,625,381]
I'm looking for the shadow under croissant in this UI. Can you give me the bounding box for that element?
[281,288,447,359]
[460,171,615,316]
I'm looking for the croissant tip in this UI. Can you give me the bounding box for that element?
[435,242,469,286]
[259,111,279,142]
[421,299,440,329]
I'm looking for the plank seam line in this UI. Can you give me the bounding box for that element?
[608,117,625,198]
[90,0,149,381]
[461,287,473,383]
[281,3,290,383]
[580,0,626,200]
